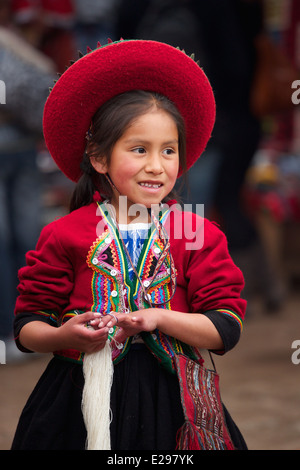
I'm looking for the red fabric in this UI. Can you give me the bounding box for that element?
[15,202,246,323]
[41,0,73,16]
[175,354,235,450]
[11,0,74,17]
[43,40,216,182]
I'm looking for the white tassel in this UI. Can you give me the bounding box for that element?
[82,341,114,450]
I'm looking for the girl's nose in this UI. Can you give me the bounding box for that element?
[145,153,163,174]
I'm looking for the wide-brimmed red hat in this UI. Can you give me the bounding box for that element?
[43,39,215,183]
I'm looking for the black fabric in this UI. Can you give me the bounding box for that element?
[110,344,184,450]
[203,310,241,353]
[11,346,183,450]
[11,345,247,450]
[11,356,87,450]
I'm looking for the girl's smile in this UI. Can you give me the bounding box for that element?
[91,108,180,222]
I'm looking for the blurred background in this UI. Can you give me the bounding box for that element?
[0,0,299,450]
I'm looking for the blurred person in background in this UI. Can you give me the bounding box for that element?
[12,0,76,73]
[116,0,282,311]
[11,0,78,216]
[245,0,300,306]
[190,0,265,307]
[72,0,120,52]
[0,0,55,361]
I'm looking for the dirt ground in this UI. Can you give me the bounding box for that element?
[0,292,300,451]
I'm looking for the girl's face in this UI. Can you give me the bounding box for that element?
[91,108,180,222]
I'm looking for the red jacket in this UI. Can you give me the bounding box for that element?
[15,201,246,367]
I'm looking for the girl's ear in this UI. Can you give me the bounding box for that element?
[86,141,108,174]
[89,154,108,174]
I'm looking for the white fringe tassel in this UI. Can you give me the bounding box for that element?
[82,341,114,450]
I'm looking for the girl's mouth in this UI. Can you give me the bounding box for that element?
[139,182,163,189]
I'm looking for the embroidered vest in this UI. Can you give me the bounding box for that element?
[55,202,203,372]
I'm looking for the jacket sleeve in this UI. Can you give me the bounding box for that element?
[14,221,74,317]
[184,218,246,344]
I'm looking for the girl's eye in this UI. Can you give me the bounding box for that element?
[163,148,176,156]
[132,147,145,154]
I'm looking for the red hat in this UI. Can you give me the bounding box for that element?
[43,39,216,182]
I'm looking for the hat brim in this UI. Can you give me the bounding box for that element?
[43,40,215,182]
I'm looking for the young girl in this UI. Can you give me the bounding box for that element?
[12,39,247,451]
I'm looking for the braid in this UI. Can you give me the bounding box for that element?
[69,153,112,212]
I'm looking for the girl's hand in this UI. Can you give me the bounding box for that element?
[81,309,224,352]
[112,308,160,344]
[57,311,112,353]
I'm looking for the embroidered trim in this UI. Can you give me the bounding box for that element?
[216,308,243,332]
[83,202,203,371]
[36,310,59,325]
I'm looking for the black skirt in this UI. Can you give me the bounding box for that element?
[11,345,247,450]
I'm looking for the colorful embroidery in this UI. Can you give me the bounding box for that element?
[84,202,202,371]
[141,328,204,374]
